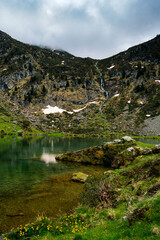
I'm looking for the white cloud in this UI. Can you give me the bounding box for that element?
[0,0,160,58]
[110,0,137,15]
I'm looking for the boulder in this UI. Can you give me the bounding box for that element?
[125,146,142,158]
[111,146,142,168]
[141,147,153,155]
[72,172,88,183]
[152,144,160,154]
[114,139,122,144]
[121,136,135,143]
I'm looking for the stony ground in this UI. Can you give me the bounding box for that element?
[140,115,160,136]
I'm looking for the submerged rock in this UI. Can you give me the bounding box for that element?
[6,211,24,217]
[72,172,88,183]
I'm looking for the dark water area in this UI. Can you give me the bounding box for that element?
[0,136,109,234]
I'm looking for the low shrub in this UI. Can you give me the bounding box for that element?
[82,175,117,208]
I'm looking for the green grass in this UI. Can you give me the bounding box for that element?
[30,199,159,240]
[134,136,160,140]
[136,141,155,148]
[48,132,65,137]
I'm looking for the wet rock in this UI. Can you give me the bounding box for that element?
[72,172,88,183]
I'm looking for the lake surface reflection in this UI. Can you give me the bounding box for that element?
[40,153,57,163]
[0,136,110,234]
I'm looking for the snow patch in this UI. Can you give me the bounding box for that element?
[42,105,65,114]
[73,106,87,112]
[107,65,115,70]
[43,101,99,115]
[155,80,160,83]
[113,94,119,97]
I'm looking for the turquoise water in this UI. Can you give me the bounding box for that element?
[0,136,109,194]
[0,136,109,233]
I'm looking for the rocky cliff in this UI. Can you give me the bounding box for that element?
[0,30,160,135]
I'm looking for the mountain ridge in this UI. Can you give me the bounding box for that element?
[0,30,160,136]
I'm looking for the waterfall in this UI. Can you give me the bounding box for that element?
[100,73,105,91]
[95,62,109,112]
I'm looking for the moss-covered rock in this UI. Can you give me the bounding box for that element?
[56,146,104,165]
[72,172,88,183]
[56,137,159,169]
[152,144,160,154]
[102,139,137,168]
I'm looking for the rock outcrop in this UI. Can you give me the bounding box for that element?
[56,137,160,168]
[56,146,104,165]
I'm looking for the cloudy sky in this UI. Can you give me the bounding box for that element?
[0,0,160,59]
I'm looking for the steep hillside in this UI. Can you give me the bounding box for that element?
[0,30,160,136]
[0,30,103,110]
[96,35,160,135]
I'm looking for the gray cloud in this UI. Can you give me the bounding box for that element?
[0,0,160,59]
